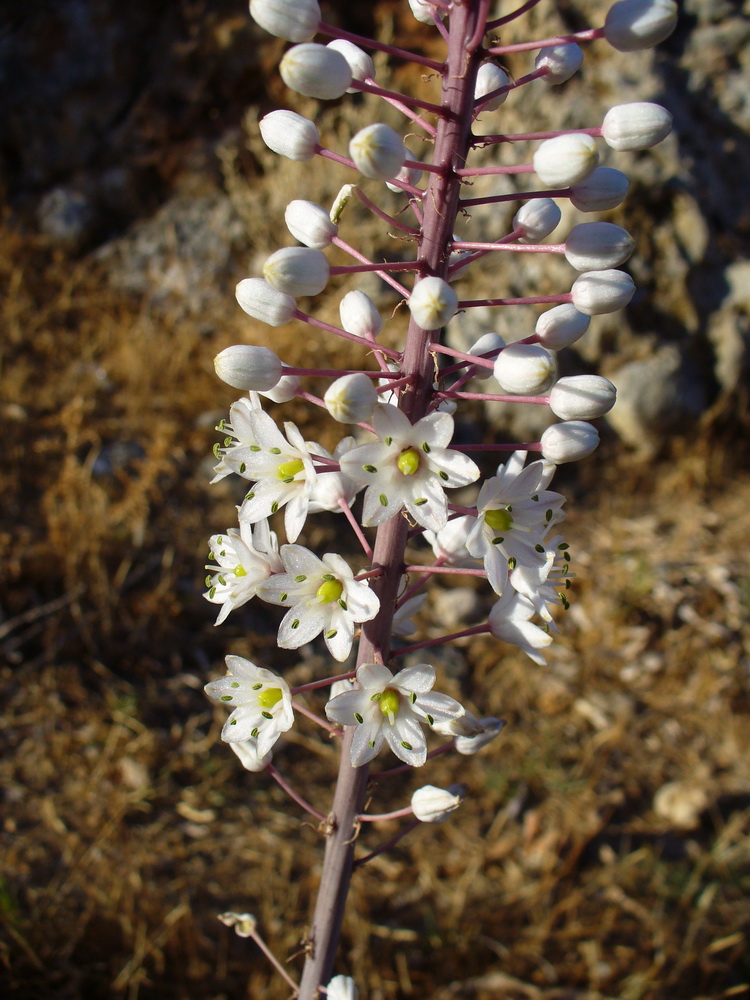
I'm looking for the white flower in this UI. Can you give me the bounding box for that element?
[454,717,506,755]
[467,332,505,381]
[325,662,467,767]
[466,452,565,595]
[249,0,320,42]
[349,124,406,180]
[601,102,673,150]
[214,345,283,391]
[280,43,352,100]
[205,655,294,756]
[540,420,600,463]
[324,373,378,423]
[258,545,379,661]
[307,437,361,513]
[339,290,383,339]
[392,590,427,637]
[326,39,375,92]
[211,395,262,482]
[514,199,562,244]
[493,343,557,395]
[564,222,635,271]
[424,515,481,568]
[285,199,338,248]
[263,247,329,297]
[238,410,318,542]
[570,167,630,212]
[604,0,678,53]
[533,134,599,188]
[549,375,617,420]
[339,403,480,532]
[534,303,590,350]
[204,518,283,625]
[235,277,296,326]
[488,590,554,665]
[474,63,510,110]
[326,975,359,1000]
[535,42,583,85]
[230,738,273,772]
[411,784,465,822]
[408,276,458,331]
[570,269,636,315]
[258,110,320,161]
[408,0,446,24]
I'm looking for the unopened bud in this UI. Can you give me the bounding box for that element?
[535,303,590,349]
[533,133,599,188]
[541,420,600,463]
[326,39,375,92]
[549,375,617,420]
[535,43,583,85]
[263,247,329,296]
[514,198,562,244]
[385,161,423,193]
[214,345,283,391]
[408,276,458,330]
[475,62,510,110]
[564,222,635,271]
[494,343,557,395]
[570,269,636,315]
[411,784,466,823]
[249,0,320,42]
[349,123,406,180]
[570,167,629,212]
[468,332,506,380]
[455,717,506,755]
[324,373,378,423]
[285,200,338,248]
[408,0,446,24]
[262,374,300,404]
[601,102,673,150]
[340,290,383,339]
[280,43,352,100]
[326,975,359,1000]
[229,739,272,772]
[259,110,319,161]
[604,0,678,52]
[236,277,297,326]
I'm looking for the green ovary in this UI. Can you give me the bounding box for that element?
[484,507,513,532]
[379,688,401,723]
[397,448,421,476]
[257,687,283,709]
[277,458,304,480]
[316,579,344,603]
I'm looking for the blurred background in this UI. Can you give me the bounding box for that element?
[1,1,749,997]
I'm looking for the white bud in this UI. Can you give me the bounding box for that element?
[570,167,629,212]
[474,62,510,110]
[533,133,599,188]
[229,739,272,772]
[601,102,673,150]
[570,269,636,315]
[408,276,458,330]
[468,332,506,380]
[326,976,359,1000]
[262,374,300,403]
[408,0,446,24]
[604,0,678,52]
[494,343,557,395]
[549,375,617,420]
[214,345,283,391]
[308,438,360,512]
[249,0,320,42]
[535,43,583,84]
[541,420,600,463]
[564,222,635,271]
[455,717,506,755]
[259,110,319,161]
[324,373,378,423]
[385,160,423,193]
[280,43,351,100]
[263,247,329,296]
[349,123,406,180]
[535,303,590,349]
[514,198,562,244]
[411,784,465,823]
[326,39,375,92]
[340,290,382,339]
[285,200,338,248]
[425,515,477,566]
[235,277,296,326]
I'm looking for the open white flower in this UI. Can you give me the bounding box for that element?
[339,403,479,532]
[259,546,379,661]
[204,655,294,756]
[325,662,467,767]
[211,396,262,483]
[204,518,283,625]
[488,589,554,665]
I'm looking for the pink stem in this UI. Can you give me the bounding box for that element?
[459,293,571,307]
[338,498,374,560]
[460,187,570,207]
[358,805,414,822]
[487,0,544,29]
[455,162,536,178]
[429,342,495,368]
[354,820,422,867]
[293,309,402,359]
[474,68,548,115]
[292,672,356,695]
[247,925,300,994]
[455,442,543,452]
[329,260,422,274]
[351,79,446,116]
[405,564,486,577]
[450,240,565,253]
[473,126,601,146]
[292,700,339,734]
[268,764,328,822]
[332,237,411,298]
[437,390,550,404]
[354,187,420,234]
[391,623,491,657]
[316,21,445,71]
[487,27,604,55]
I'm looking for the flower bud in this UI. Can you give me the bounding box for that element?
[214,345,283,391]
[339,291,382,340]
[468,332,505,380]
[259,110,319,161]
[229,738,272,772]
[326,975,359,1000]
[408,276,458,330]
[564,222,635,271]
[601,102,673,150]
[455,717,506,755]
[411,784,465,823]
[474,62,510,110]
[535,43,583,84]
[408,0,446,24]
[604,0,678,52]
[570,167,629,212]
[263,247,329,296]
[235,277,296,326]
[514,198,562,244]
[326,39,375,92]
[308,439,360,512]
[494,343,557,395]
[280,43,352,100]
[285,200,338,248]
[262,374,300,403]
[533,133,599,188]
[549,375,617,420]
[385,161,423,193]
[535,303,590,349]
[349,123,406,180]
[324,373,378,423]
[541,420,600,463]
[425,515,477,566]
[570,269,636,315]
[249,0,320,42]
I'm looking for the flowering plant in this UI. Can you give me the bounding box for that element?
[201,1,676,996]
